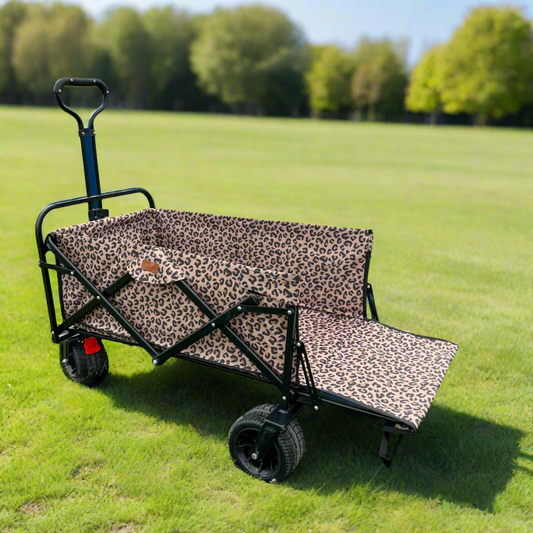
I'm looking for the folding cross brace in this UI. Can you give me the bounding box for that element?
[40,236,321,414]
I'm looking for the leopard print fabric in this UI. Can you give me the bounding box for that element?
[53,228,300,378]
[298,308,458,429]
[54,209,372,316]
[154,209,373,317]
[51,208,457,428]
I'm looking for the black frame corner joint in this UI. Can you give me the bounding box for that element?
[89,208,109,221]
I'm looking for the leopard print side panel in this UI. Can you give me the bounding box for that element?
[298,308,458,429]
[153,209,373,317]
[156,210,244,263]
[242,218,372,317]
[52,208,373,319]
[128,249,186,284]
[52,229,299,378]
[53,208,161,246]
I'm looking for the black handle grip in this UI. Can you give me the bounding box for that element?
[53,77,109,95]
[53,77,109,130]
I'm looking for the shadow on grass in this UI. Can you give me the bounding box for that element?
[100,355,526,512]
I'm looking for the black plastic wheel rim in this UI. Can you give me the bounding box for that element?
[233,427,281,480]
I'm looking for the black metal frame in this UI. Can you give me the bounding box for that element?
[36,77,412,469]
[36,188,155,341]
[37,198,411,464]
[38,211,312,399]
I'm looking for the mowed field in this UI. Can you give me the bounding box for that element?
[0,106,532,532]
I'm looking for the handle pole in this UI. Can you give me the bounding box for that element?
[80,132,102,212]
[53,78,110,220]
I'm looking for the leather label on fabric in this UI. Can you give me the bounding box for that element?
[141,260,159,273]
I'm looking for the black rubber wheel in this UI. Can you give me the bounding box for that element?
[228,404,305,483]
[60,337,109,387]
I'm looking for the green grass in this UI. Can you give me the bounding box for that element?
[0,106,532,532]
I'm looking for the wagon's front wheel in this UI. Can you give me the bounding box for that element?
[228,404,305,483]
[60,337,109,387]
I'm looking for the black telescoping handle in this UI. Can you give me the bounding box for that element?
[53,77,111,216]
[53,77,109,96]
[53,77,110,131]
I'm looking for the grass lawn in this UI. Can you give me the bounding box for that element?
[0,106,532,532]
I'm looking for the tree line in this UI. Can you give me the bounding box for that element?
[1,2,533,126]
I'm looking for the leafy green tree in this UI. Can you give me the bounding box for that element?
[351,38,407,121]
[0,1,27,102]
[353,36,408,68]
[99,7,154,108]
[351,63,377,120]
[143,6,202,110]
[307,44,330,64]
[46,5,92,84]
[375,51,408,120]
[405,45,444,124]
[12,3,90,103]
[306,45,354,116]
[191,5,307,115]
[11,6,48,101]
[88,40,118,100]
[12,4,93,104]
[439,7,533,124]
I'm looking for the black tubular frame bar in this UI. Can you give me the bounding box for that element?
[367,283,379,322]
[36,188,155,253]
[36,189,155,338]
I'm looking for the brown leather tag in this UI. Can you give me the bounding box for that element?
[141,259,159,274]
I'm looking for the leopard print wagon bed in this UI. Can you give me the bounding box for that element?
[50,208,458,432]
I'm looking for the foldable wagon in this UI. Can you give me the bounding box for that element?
[36,78,458,482]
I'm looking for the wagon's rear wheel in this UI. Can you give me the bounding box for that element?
[228,404,305,483]
[60,337,109,387]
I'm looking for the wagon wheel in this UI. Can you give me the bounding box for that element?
[228,404,305,483]
[60,337,109,387]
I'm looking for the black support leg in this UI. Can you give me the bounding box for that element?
[379,420,413,468]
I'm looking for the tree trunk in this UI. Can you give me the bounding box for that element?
[430,110,438,125]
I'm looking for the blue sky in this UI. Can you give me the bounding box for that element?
[55,0,533,64]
